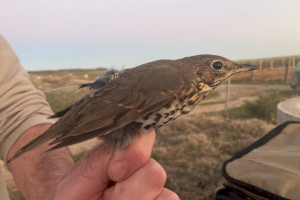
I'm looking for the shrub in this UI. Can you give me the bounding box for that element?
[226,90,296,124]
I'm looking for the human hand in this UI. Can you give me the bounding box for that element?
[52,131,180,200]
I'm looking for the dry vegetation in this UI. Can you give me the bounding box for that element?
[154,114,273,199]
[3,66,298,200]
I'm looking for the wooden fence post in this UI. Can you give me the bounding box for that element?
[270,60,273,69]
[293,57,295,68]
[250,61,254,81]
[224,78,231,112]
[282,58,285,67]
[284,62,289,83]
[259,60,262,70]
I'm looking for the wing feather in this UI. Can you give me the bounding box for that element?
[51,61,195,139]
[8,60,197,162]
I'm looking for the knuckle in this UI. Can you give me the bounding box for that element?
[79,150,103,180]
[131,142,149,164]
[168,192,180,200]
[158,189,180,200]
[146,159,167,189]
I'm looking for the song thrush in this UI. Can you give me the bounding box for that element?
[8,54,257,163]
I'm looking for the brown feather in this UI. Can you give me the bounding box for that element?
[8,54,257,163]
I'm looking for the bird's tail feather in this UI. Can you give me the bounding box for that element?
[7,131,54,163]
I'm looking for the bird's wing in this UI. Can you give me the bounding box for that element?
[8,61,197,162]
[52,61,196,141]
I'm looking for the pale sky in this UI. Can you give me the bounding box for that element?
[1,0,300,71]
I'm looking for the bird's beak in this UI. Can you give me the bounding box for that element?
[232,64,258,74]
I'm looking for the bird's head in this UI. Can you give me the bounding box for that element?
[187,54,258,88]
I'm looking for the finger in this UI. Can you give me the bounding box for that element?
[155,188,180,200]
[74,142,109,166]
[61,142,108,179]
[108,131,156,181]
[53,131,156,200]
[104,159,166,200]
[53,143,113,200]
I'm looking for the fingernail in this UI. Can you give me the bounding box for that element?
[112,160,129,180]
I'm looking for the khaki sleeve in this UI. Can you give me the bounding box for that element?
[0,34,57,164]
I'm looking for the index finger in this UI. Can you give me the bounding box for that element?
[108,131,156,182]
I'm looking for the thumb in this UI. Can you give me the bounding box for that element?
[53,143,113,200]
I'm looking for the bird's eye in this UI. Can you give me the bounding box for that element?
[212,61,223,70]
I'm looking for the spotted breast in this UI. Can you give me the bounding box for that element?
[135,85,211,134]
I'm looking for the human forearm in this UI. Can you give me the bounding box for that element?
[8,124,74,200]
